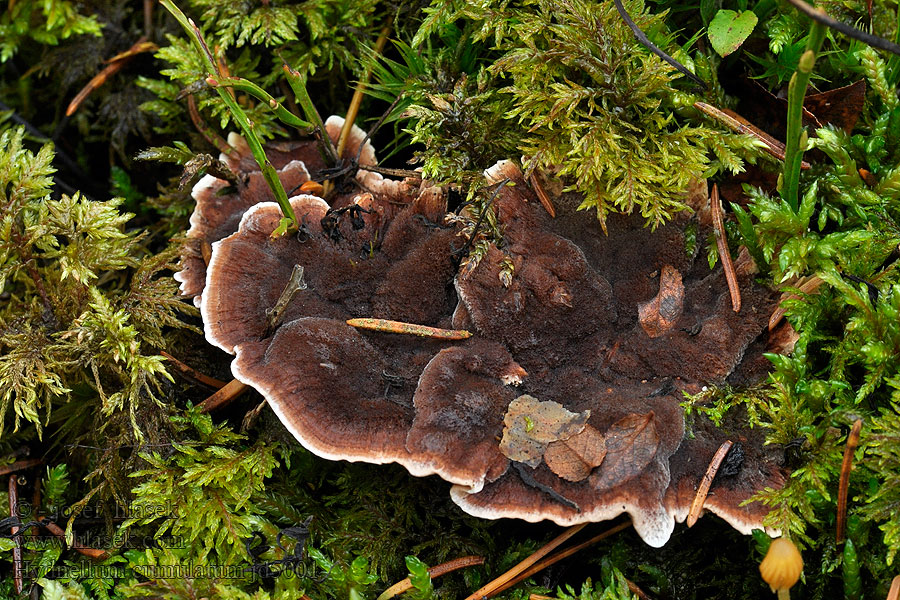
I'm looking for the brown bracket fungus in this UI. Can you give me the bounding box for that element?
[181,129,788,547]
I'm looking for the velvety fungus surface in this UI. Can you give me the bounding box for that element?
[186,138,787,546]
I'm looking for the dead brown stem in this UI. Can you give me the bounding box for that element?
[711,184,741,312]
[160,351,227,389]
[66,37,157,116]
[465,524,587,600]
[0,458,43,478]
[9,476,24,595]
[491,522,632,597]
[336,18,393,160]
[379,555,485,600]
[528,172,557,218]
[39,518,110,560]
[687,440,733,527]
[198,378,249,413]
[836,418,863,544]
[188,94,234,156]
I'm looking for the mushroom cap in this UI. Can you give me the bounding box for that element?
[194,154,787,547]
[759,537,804,591]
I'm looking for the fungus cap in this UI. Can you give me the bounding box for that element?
[759,537,804,592]
[191,148,788,547]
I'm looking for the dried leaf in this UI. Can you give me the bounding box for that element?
[803,80,867,134]
[499,395,590,467]
[590,412,660,489]
[544,424,607,482]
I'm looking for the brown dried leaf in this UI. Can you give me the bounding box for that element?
[803,80,866,134]
[544,424,607,482]
[590,412,660,489]
[638,265,684,338]
[499,395,590,467]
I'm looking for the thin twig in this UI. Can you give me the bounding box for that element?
[693,102,811,169]
[187,94,233,156]
[0,459,43,478]
[38,518,110,560]
[337,18,394,159]
[528,172,556,218]
[378,556,485,600]
[464,524,588,600]
[9,476,24,595]
[66,38,158,117]
[198,378,249,413]
[711,184,741,312]
[159,351,227,389]
[768,275,825,331]
[836,419,863,544]
[612,0,706,89]
[346,318,472,340]
[265,265,307,336]
[687,440,733,527]
[491,522,633,597]
[783,0,900,55]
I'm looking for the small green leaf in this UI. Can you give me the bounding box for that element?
[708,10,758,57]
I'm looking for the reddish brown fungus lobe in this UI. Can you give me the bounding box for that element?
[186,141,786,546]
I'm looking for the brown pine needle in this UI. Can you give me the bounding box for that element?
[378,556,485,600]
[687,440,734,528]
[528,172,556,218]
[336,18,393,160]
[347,318,472,340]
[768,275,825,331]
[198,378,249,413]
[887,575,900,600]
[465,524,588,600]
[8,476,23,595]
[66,37,157,116]
[160,351,227,389]
[694,102,811,170]
[188,94,233,156]
[0,458,43,477]
[711,184,741,312]
[492,522,633,597]
[39,518,110,561]
[836,418,863,544]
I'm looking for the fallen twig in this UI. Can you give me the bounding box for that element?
[336,18,393,160]
[9,476,24,595]
[687,440,733,527]
[347,318,472,340]
[887,575,900,600]
[612,0,707,88]
[783,0,900,56]
[160,351,227,389]
[491,522,633,597]
[66,37,158,116]
[693,102,810,169]
[0,458,43,478]
[768,276,825,331]
[464,524,587,600]
[378,555,485,600]
[39,518,110,561]
[711,184,741,312]
[836,419,863,544]
[528,172,557,218]
[198,378,250,413]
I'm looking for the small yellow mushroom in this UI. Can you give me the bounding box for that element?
[759,537,803,599]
